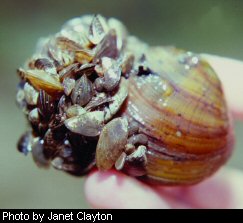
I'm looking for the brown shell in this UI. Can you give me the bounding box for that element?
[19,69,64,97]
[96,117,128,170]
[123,47,234,185]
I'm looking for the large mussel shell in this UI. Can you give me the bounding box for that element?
[123,46,234,185]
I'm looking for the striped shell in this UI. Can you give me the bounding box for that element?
[123,46,234,185]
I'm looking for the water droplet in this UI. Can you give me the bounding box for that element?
[176,131,182,137]
[52,157,64,170]
[24,82,39,105]
[185,64,190,70]
[178,52,199,70]
[162,82,173,97]
[16,89,25,105]
[191,56,199,64]
[202,87,207,96]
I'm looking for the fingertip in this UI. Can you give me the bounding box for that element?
[183,168,243,209]
[84,170,170,209]
[201,54,243,120]
[155,168,243,209]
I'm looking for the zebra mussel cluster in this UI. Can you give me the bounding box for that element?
[16,14,233,185]
[17,15,149,176]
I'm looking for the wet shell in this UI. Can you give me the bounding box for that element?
[123,46,234,185]
[89,14,108,44]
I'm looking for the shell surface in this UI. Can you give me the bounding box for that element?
[16,14,234,185]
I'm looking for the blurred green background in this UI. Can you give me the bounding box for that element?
[0,0,242,208]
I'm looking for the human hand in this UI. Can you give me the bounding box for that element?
[84,55,243,209]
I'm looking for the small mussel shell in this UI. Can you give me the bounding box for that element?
[124,46,234,185]
[59,63,79,82]
[63,77,75,96]
[89,14,108,45]
[34,58,54,70]
[85,92,113,111]
[32,139,50,168]
[103,59,121,91]
[17,131,33,155]
[19,69,64,97]
[33,58,57,74]
[54,135,97,176]
[93,29,119,62]
[28,108,40,124]
[43,128,65,158]
[37,90,56,119]
[104,77,128,121]
[75,49,94,64]
[58,95,72,115]
[123,145,147,177]
[66,104,86,118]
[56,36,84,51]
[71,74,93,106]
[64,111,104,137]
[96,117,128,170]
[23,82,39,105]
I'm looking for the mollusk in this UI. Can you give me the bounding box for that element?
[16,14,234,185]
[123,46,234,184]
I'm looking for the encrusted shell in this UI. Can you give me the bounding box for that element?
[16,14,234,185]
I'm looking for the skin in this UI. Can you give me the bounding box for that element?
[84,55,243,209]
